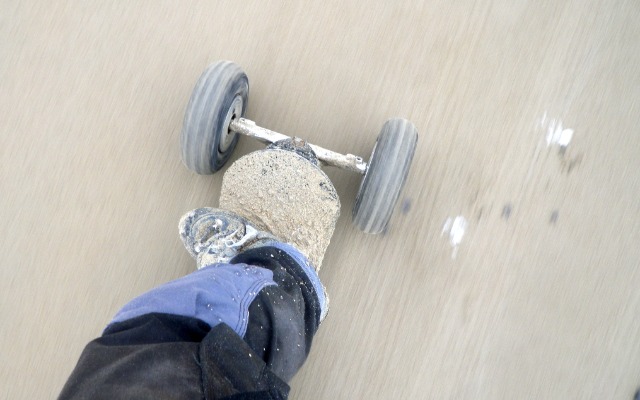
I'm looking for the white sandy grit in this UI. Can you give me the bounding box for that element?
[219,149,341,269]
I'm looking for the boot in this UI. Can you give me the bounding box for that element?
[179,207,278,268]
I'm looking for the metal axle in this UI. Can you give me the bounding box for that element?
[229,117,367,175]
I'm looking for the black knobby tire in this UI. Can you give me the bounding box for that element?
[352,118,418,234]
[181,61,249,174]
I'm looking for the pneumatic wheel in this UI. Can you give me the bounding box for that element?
[181,61,249,174]
[352,118,418,234]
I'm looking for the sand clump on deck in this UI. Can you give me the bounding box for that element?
[219,149,340,269]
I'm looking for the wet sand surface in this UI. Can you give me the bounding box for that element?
[2,2,640,398]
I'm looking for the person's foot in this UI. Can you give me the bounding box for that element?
[180,206,331,321]
[179,207,278,269]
